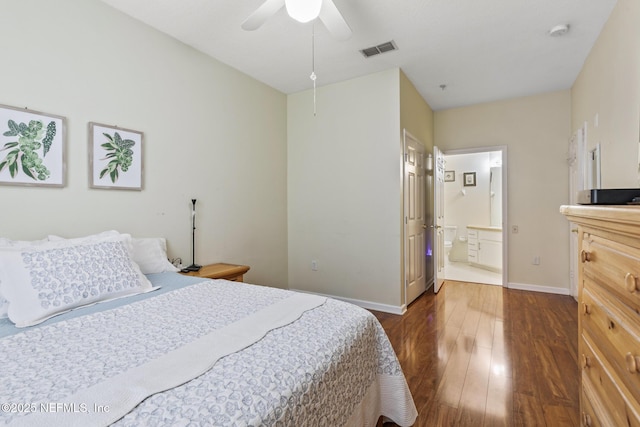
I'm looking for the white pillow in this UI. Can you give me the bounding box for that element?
[0,237,49,248]
[0,234,156,327]
[131,238,179,274]
[0,237,50,319]
[47,230,120,242]
[0,295,8,319]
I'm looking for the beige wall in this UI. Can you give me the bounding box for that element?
[572,0,640,188]
[0,0,288,288]
[287,68,435,310]
[435,90,572,292]
[288,69,403,309]
[400,71,434,151]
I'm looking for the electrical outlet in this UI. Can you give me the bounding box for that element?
[311,260,318,271]
[512,225,519,234]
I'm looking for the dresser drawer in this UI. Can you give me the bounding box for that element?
[581,387,602,427]
[581,330,640,427]
[582,233,640,314]
[582,285,640,405]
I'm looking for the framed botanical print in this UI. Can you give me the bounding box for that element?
[0,104,66,187]
[444,170,455,182]
[89,122,143,190]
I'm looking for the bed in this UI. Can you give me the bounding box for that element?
[0,232,417,426]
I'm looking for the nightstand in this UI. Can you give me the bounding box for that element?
[179,263,250,282]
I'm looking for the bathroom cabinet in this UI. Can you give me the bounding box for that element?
[467,226,502,271]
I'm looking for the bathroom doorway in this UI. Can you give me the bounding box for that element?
[441,147,506,286]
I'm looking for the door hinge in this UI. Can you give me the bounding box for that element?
[404,152,408,162]
[405,216,408,224]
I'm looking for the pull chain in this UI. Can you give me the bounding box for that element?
[310,24,317,116]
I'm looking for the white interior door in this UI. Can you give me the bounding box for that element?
[404,131,426,305]
[433,146,445,293]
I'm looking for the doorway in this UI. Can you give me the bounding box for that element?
[440,147,507,287]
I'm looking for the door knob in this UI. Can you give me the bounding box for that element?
[422,224,427,229]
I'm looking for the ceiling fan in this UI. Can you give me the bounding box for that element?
[242,0,352,40]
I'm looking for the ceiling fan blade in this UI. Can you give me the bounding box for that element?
[241,0,286,31]
[319,0,352,40]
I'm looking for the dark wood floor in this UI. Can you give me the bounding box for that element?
[372,280,579,427]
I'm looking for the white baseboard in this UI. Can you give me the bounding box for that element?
[507,282,570,296]
[289,288,406,315]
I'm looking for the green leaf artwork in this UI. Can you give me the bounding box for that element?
[99,132,135,183]
[0,119,55,181]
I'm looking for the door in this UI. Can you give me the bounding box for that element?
[568,123,587,299]
[433,146,445,293]
[404,131,426,305]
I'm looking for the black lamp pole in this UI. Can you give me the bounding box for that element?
[185,198,201,271]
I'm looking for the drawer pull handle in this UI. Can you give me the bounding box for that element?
[581,354,591,369]
[582,303,591,315]
[625,273,638,293]
[625,352,640,373]
[580,250,591,263]
[582,412,592,427]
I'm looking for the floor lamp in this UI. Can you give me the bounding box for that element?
[184,198,202,272]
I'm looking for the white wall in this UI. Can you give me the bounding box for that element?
[287,69,403,308]
[0,0,288,287]
[443,152,492,239]
[572,0,640,188]
[435,90,572,292]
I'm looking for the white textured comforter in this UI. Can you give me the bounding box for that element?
[1,279,417,426]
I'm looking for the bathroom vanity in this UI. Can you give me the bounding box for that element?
[467,225,502,271]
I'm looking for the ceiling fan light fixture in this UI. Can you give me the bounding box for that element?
[285,0,322,23]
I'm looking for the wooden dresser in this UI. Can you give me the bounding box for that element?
[561,205,640,426]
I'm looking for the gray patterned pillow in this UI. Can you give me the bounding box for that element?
[0,234,156,327]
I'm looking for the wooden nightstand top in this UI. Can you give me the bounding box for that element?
[179,263,250,282]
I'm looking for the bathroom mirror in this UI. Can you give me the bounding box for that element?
[490,166,502,227]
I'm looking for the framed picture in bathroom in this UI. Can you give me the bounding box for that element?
[444,170,455,182]
[463,172,476,187]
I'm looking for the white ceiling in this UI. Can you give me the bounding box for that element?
[100,0,618,111]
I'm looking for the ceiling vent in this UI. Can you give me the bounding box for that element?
[360,40,398,58]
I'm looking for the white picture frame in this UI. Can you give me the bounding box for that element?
[0,103,66,187]
[89,122,143,191]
